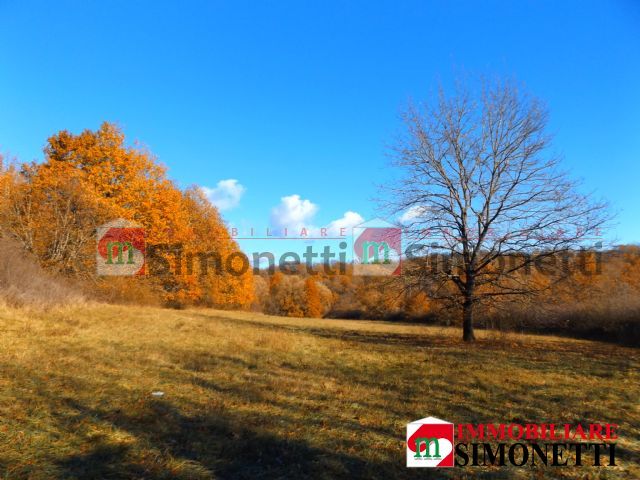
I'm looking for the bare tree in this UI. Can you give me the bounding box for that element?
[386,80,610,341]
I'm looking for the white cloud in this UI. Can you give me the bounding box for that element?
[270,194,319,230]
[202,179,245,211]
[400,205,430,223]
[269,196,364,237]
[327,211,364,233]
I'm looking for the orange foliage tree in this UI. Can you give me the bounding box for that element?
[1,122,253,308]
[304,277,323,317]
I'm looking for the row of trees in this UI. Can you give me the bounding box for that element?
[1,80,632,344]
[252,248,639,344]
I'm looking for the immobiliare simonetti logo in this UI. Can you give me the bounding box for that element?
[406,417,619,469]
[96,218,146,276]
[407,417,455,467]
[352,218,402,276]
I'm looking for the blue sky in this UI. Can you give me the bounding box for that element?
[1,0,639,256]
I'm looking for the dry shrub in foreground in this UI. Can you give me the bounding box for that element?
[0,233,83,308]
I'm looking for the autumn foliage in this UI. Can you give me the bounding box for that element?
[303,278,323,318]
[250,252,640,345]
[0,123,639,345]
[0,122,253,308]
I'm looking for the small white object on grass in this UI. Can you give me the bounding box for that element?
[151,391,165,397]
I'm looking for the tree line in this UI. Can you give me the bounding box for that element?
[1,80,637,345]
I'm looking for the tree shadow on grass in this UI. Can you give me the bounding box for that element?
[53,396,456,480]
[56,443,149,479]
[198,312,640,351]
[196,313,462,350]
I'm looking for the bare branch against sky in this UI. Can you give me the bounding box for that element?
[384,79,612,341]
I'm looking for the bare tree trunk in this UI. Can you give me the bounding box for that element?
[462,295,475,342]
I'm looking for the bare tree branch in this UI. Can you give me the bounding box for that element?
[383,79,611,341]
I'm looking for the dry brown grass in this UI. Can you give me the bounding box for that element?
[0,304,637,479]
[0,235,83,308]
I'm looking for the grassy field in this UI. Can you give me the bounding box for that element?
[0,304,637,479]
